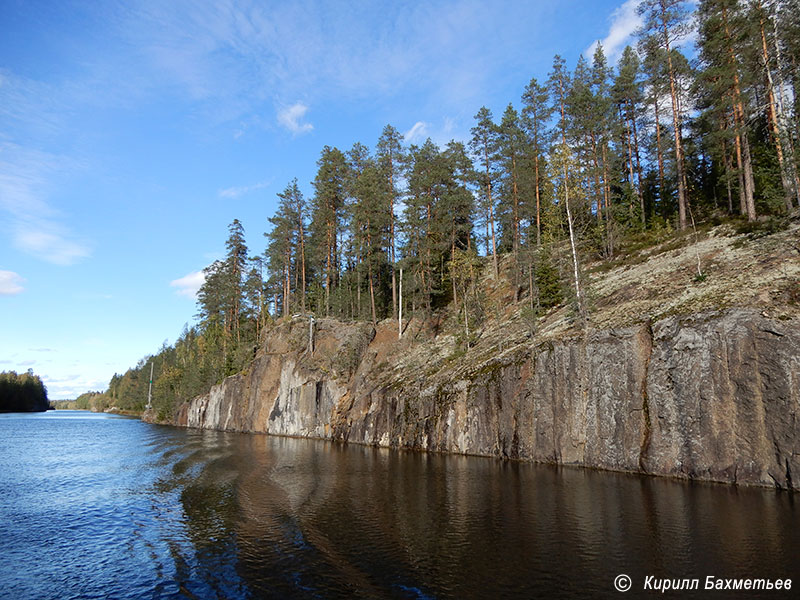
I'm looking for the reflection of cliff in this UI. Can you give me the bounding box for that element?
[229,437,800,598]
[150,309,800,490]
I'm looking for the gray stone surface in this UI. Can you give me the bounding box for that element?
[160,310,799,490]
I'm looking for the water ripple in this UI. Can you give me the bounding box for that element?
[1,412,798,599]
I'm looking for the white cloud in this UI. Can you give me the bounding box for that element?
[585,0,643,62]
[0,143,91,265]
[277,102,313,134]
[170,270,205,298]
[404,121,429,144]
[0,270,24,296]
[218,180,270,199]
[15,228,91,266]
[42,373,109,400]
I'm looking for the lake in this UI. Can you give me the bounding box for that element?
[0,410,797,599]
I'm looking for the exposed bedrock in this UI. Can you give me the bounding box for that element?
[160,309,799,490]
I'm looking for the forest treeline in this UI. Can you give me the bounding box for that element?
[99,0,799,419]
[0,370,50,412]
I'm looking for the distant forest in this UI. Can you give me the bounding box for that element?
[0,370,50,412]
[98,0,800,419]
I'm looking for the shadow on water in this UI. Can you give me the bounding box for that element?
[1,412,797,599]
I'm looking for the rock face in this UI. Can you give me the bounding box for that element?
[156,309,799,490]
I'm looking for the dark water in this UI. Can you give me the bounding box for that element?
[0,411,797,599]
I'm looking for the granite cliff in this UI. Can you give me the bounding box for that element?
[146,223,800,490]
[148,309,799,490]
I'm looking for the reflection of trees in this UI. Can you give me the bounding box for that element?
[145,429,249,599]
[232,438,554,598]
[148,429,800,599]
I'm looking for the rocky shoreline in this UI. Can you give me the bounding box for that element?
[145,308,799,491]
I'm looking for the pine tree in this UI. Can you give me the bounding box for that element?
[751,0,800,209]
[197,259,225,326]
[348,143,389,325]
[496,103,526,257]
[224,219,248,343]
[776,0,800,143]
[402,139,459,313]
[640,36,670,213]
[470,106,500,278]
[638,0,694,228]
[244,256,266,341]
[441,141,476,310]
[521,77,552,247]
[566,55,601,220]
[699,0,760,221]
[310,146,348,317]
[613,45,647,223]
[591,44,615,229]
[376,125,406,319]
[548,55,571,147]
[265,188,294,318]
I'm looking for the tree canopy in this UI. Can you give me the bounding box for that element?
[0,370,49,412]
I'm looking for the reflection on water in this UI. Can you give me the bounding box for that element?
[0,411,797,599]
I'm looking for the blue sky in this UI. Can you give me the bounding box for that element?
[1,0,644,399]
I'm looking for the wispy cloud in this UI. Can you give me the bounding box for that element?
[277,103,313,135]
[15,228,91,266]
[404,121,429,144]
[42,373,109,400]
[585,0,643,62]
[401,118,464,148]
[113,0,557,132]
[170,270,205,298]
[218,180,271,199]
[0,143,91,265]
[0,270,24,296]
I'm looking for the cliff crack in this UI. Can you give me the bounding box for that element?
[759,326,785,337]
[639,319,654,473]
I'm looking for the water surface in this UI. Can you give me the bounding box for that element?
[0,411,796,598]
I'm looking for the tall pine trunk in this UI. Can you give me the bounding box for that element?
[630,98,646,224]
[663,32,688,229]
[653,94,667,208]
[534,156,542,247]
[722,4,757,221]
[483,145,499,278]
[758,7,799,210]
[389,159,398,319]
